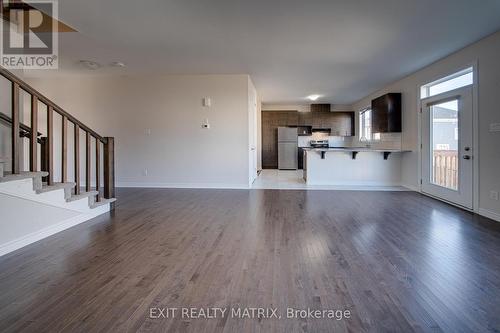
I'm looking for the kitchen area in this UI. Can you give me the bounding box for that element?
[255,94,410,189]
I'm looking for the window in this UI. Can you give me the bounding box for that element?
[359,108,372,141]
[420,67,473,99]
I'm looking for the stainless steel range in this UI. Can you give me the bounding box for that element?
[310,140,329,148]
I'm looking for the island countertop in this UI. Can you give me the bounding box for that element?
[303,147,411,153]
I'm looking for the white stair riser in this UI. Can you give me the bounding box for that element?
[65,197,95,211]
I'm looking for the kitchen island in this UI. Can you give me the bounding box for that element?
[303,148,410,186]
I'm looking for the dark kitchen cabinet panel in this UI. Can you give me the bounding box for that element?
[298,112,312,126]
[311,104,330,112]
[286,112,299,126]
[329,112,355,136]
[312,111,329,128]
[319,112,331,128]
[298,147,305,169]
[310,111,355,135]
[371,93,401,133]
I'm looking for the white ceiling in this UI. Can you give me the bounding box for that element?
[32,0,500,104]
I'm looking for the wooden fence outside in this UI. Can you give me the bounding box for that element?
[432,150,458,190]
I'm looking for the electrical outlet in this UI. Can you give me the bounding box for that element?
[490,190,499,201]
[142,169,148,176]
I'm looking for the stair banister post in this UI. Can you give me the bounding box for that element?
[61,116,68,182]
[96,140,100,202]
[85,132,91,192]
[46,106,54,185]
[74,124,80,195]
[103,137,115,209]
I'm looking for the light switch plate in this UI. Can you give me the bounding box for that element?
[203,97,211,107]
[490,123,500,132]
[490,191,499,201]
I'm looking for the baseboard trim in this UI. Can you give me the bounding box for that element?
[304,181,403,187]
[401,184,420,192]
[0,205,110,257]
[478,208,500,222]
[416,190,500,222]
[116,182,249,189]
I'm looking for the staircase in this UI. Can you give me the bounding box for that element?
[0,170,116,211]
[0,67,116,256]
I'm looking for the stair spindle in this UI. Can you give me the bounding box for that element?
[30,95,38,172]
[11,82,20,174]
[61,116,67,182]
[86,132,91,192]
[46,106,53,185]
[74,124,80,195]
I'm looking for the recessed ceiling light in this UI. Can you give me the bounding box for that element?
[307,94,321,101]
[79,60,101,70]
[110,61,126,68]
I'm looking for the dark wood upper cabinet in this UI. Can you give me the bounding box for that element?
[331,112,355,136]
[286,111,299,126]
[298,112,312,126]
[310,104,330,112]
[311,112,326,128]
[310,111,355,136]
[371,93,402,133]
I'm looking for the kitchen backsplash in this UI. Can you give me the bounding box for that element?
[298,133,350,147]
[298,132,402,149]
[362,133,402,149]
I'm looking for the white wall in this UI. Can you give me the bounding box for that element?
[352,30,500,219]
[26,75,252,188]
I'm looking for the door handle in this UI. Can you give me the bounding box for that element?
[463,155,471,160]
[464,147,471,151]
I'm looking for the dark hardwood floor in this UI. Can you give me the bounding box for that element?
[1,189,499,332]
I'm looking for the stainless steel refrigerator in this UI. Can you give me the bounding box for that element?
[278,127,298,170]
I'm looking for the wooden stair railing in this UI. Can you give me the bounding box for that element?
[0,67,115,208]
